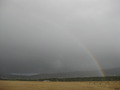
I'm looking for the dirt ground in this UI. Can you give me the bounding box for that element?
[0,80,120,90]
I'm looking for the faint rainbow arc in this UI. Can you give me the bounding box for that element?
[61,30,106,77]
[80,44,106,77]
[36,16,105,77]
[70,36,106,77]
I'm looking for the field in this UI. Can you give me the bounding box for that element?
[0,80,120,90]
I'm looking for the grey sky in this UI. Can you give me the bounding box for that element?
[0,0,120,74]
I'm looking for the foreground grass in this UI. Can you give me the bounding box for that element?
[0,80,120,90]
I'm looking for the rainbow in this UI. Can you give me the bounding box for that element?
[60,29,106,77]
[68,33,106,77]
[37,16,105,77]
[69,33,106,77]
[80,43,106,77]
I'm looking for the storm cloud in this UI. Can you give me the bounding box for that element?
[0,0,120,74]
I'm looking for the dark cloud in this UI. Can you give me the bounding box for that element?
[0,0,120,74]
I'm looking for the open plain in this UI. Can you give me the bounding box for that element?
[0,80,120,90]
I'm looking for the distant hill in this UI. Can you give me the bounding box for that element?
[0,67,120,80]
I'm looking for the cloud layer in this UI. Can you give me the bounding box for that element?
[0,0,120,74]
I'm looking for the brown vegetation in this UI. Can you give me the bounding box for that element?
[0,80,120,90]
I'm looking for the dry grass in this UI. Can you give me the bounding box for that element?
[0,80,120,90]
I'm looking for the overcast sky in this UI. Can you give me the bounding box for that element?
[0,0,120,74]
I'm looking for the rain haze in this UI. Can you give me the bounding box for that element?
[0,0,120,76]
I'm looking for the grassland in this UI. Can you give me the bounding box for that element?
[0,80,120,90]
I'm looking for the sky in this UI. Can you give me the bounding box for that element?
[0,0,120,74]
